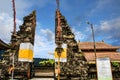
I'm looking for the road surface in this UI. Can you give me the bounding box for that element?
[30,78,54,80]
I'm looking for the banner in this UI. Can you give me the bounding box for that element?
[18,43,33,62]
[96,57,113,80]
[54,48,67,62]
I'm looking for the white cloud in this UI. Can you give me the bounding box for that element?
[0,0,53,20]
[88,0,112,16]
[0,0,12,15]
[34,34,46,47]
[34,28,55,58]
[0,0,32,18]
[72,28,86,41]
[95,17,120,45]
[34,28,54,47]
[40,29,54,41]
[99,17,120,32]
[79,17,120,43]
[0,0,55,58]
[100,21,110,31]
[0,13,22,43]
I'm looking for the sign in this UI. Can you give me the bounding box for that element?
[54,48,67,62]
[96,57,113,80]
[18,43,33,62]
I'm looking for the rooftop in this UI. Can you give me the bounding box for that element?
[0,39,10,50]
[84,52,120,62]
[78,41,120,62]
[78,41,120,50]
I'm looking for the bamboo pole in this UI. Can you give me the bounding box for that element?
[58,56,60,80]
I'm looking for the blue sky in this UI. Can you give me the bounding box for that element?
[0,0,120,58]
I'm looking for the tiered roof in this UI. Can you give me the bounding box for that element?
[78,42,120,50]
[78,41,120,62]
[0,39,10,50]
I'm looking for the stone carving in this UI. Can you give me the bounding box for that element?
[55,10,88,80]
[0,11,36,79]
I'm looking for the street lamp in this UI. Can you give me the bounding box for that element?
[87,21,97,59]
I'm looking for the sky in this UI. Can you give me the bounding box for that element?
[0,0,120,58]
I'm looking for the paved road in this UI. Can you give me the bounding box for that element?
[9,78,54,80]
[30,78,54,80]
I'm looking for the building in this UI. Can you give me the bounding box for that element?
[78,41,120,80]
[0,39,10,59]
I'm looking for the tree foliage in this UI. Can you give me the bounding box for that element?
[39,59,54,66]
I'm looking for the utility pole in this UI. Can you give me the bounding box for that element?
[87,21,97,59]
[11,0,16,79]
[87,21,97,79]
[12,0,16,34]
